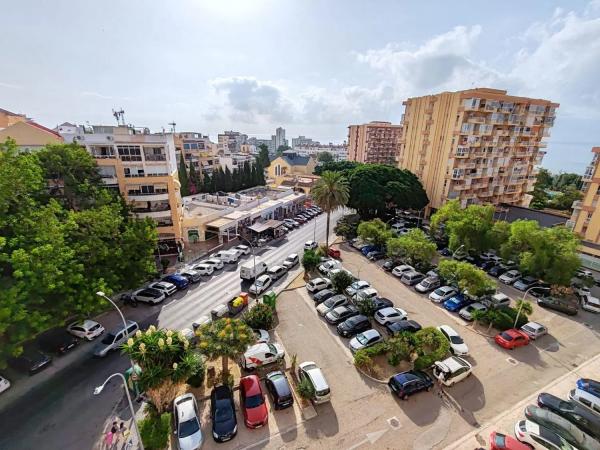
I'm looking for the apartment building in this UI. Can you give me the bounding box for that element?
[247,137,274,153]
[218,153,256,172]
[291,135,315,148]
[400,88,558,210]
[294,142,348,161]
[569,147,600,258]
[57,123,183,243]
[347,121,403,165]
[175,132,218,178]
[218,130,247,154]
[273,126,287,150]
[0,108,63,150]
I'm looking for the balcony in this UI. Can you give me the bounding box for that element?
[92,151,116,159]
[572,200,583,210]
[144,153,167,162]
[127,189,169,201]
[136,209,172,219]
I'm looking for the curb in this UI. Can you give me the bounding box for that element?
[354,366,389,384]
[464,323,496,339]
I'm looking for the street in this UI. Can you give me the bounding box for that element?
[0,210,343,450]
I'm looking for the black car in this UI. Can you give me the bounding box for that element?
[367,250,386,261]
[368,297,394,312]
[528,284,551,298]
[382,260,398,272]
[388,370,433,400]
[313,289,335,305]
[265,371,294,410]
[9,345,52,375]
[325,305,359,325]
[438,248,452,257]
[386,320,422,336]
[537,297,578,316]
[488,264,511,277]
[37,328,78,355]
[537,392,600,440]
[211,385,237,442]
[337,315,371,337]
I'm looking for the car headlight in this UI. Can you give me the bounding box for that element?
[232,425,237,433]
[213,431,220,439]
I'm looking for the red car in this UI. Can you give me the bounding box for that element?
[239,375,268,428]
[494,329,530,350]
[489,431,531,450]
[328,247,341,259]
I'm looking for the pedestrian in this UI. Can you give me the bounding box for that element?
[104,429,114,449]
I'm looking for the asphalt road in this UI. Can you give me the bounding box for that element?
[0,209,343,450]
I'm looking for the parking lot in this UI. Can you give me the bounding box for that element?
[202,242,600,449]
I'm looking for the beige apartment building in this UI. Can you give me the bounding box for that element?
[175,132,218,178]
[569,147,600,258]
[57,123,183,248]
[0,108,63,150]
[399,88,558,211]
[347,121,403,164]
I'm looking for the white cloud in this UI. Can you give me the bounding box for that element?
[0,81,22,90]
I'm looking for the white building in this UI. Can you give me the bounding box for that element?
[294,142,348,161]
[292,135,316,148]
[218,131,247,154]
[273,127,287,150]
[218,153,256,172]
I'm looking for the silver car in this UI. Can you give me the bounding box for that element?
[174,393,203,450]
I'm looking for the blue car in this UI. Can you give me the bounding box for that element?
[577,378,600,399]
[360,245,379,256]
[443,294,471,312]
[162,274,190,290]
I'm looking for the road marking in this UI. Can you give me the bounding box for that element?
[506,357,519,366]
[347,428,388,450]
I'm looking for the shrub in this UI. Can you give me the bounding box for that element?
[186,356,206,388]
[413,327,450,370]
[353,349,374,370]
[386,332,417,366]
[139,411,171,450]
[362,342,387,357]
[296,377,316,400]
[331,270,355,294]
[302,250,320,273]
[242,303,275,330]
[355,297,377,317]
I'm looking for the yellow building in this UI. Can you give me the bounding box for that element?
[267,151,318,193]
[0,107,28,129]
[0,108,63,150]
[400,88,558,211]
[569,147,600,258]
[347,121,402,164]
[174,132,218,179]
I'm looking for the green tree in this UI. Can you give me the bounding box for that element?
[122,326,202,413]
[317,151,334,163]
[196,318,254,376]
[255,163,266,186]
[331,270,355,294]
[553,172,582,190]
[223,167,233,192]
[242,303,275,330]
[301,249,320,273]
[413,327,450,370]
[188,162,200,195]
[139,411,172,450]
[313,160,361,176]
[386,332,418,366]
[437,260,496,297]
[276,145,291,155]
[536,168,553,189]
[357,218,393,247]
[178,155,190,197]
[257,144,270,168]
[242,161,252,189]
[386,229,436,269]
[312,171,350,249]
[547,185,583,210]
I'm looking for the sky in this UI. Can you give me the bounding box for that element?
[2,0,600,173]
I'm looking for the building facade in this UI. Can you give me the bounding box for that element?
[57,124,183,244]
[175,132,218,178]
[267,151,318,194]
[247,137,274,153]
[292,135,315,148]
[569,147,600,258]
[273,127,287,150]
[218,153,255,172]
[218,130,247,154]
[294,142,348,161]
[347,121,403,165]
[400,88,558,210]
[0,108,63,150]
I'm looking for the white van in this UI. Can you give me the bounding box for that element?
[482,293,511,309]
[241,343,285,370]
[432,356,472,386]
[211,250,239,264]
[581,294,600,313]
[569,388,600,415]
[298,361,331,404]
[240,259,268,280]
[94,321,139,357]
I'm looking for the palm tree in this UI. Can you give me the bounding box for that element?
[312,171,350,249]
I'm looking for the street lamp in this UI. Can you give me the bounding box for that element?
[235,235,257,297]
[514,285,550,328]
[94,372,145,450]
[452,244,466,259]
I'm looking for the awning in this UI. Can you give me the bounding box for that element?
[247,219,284,233]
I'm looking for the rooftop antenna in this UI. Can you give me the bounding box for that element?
[112,108,126,126]
[168,121,176,133]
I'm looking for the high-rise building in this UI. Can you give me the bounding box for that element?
[399,88,558,210]
[568,147,600,258]
[247,137,274,153]
[273,127,287,150]
[347,121,403,164]
[292,135,316,148]
[218,131,247,154]
[57,123,183,245]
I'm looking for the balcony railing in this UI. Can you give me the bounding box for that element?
[92,153,116,159]
[132,205,171,213]
[125,172,168,178]
[144,154,167,161]
[127,189,168,196]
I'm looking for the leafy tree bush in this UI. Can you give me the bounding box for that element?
[317,151,334,163]
[302,249,321,273]
[355,297,378,317]
[386,332,418,366]
[296,377,316,399]
[186,357,207,388]
[139,411,172,450]
[331,270,355,294]
[473,306,529,331]
[357,219,393,247]
[437,260,496,297]
[334,214,361,240]
[353,350,374,371]
[242,303,275,330]
[413,327,450,370]
[361,342,387,357]
[387,229,436,269]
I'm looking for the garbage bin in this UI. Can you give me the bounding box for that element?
[263,290,277,309]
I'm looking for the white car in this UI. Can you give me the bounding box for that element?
[356,287,378,301]
[178,269,201,283]
[345,280,370,297]
[349,329,383,353]
[316,295,348,316]
[283,253,299,270]
[0,376,11,394]
[514,420,573,450]
[283,219,300,228]
[306,277,332,293]
[520,321,547,340]
[249,274,272,295]
[267,265,287,281]
[146,282,176,297]
[202,258,224,270]
[318,259,342,276]
[253,329,270,343]
[304,240,318,250]
[499,270,522,285]
[190,263,214,276]
[242,343,285,370]
[458,302,488,321]
[437,325,469,356]
[173,393,203,450]
[392,265,415,278]
[429,286,458,303]
[67,320,105,341]
[374,307,408,325]
[234,244,250,255]
[432,356,472,386]
[135,286,168,303]
[581,294,600,313]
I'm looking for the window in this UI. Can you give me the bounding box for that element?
[117,145,142,161]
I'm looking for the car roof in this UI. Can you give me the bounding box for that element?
[523,321,544,330]
[436,356,470,372]
[393,370,426,384]
[287,253,298,258]
[212,385,232,399]
[438,325,458,336]
[360,329,380,339]
[379,307,402,316]
[240,375,262,395]
[175,394,196,421]
[257,274,270,281]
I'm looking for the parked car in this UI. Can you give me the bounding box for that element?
[360,245,379,256]
[513,276,540,291]
[241,343,285,370]
[537,297,578,316]
[325,305,359,325]
[313,289,335,305]
[382,260,397,272]
[190,263,214,276]
[253,329,270,343]
[210,385,237,442]
[367,250,386,261]
[337,315,371,338]
[67,319,104,341]
[316,294,348,316]
[374,307,408,326]
[495,329,530,350]
[366,297,394,313]
[433,356,472,386]
[438,247,452,257]
[489,431,531,450]
[437,325,469,356]
[306,277,332,293]
[415,276,441,293]
[488,263,517,278]
[318,259,342,276]
[388,370,433,400]
[147,281,177,297]
[479,251,498,261]
[514,420,575,450]
[499,270,522,285]
[401,271,426,286]
[349,329,383,353]
[570,388,600,415]
[282,253,299,270]
[232,244,249,255]
[386,320,422,336]
[210,250,239,264]
[178,269,202,284]
[267,265,287,281]
[283,219,299,228]
[202,258,224,271]
[392,264,415,278]
[162,274,190,290]
[37,329,78,355]
[0,376,10,394]
[328,268,354,281]
[429,286,458,303]
[328,247,341,259]
[239,375,268,429]
[355,287,379,302]
[481,293,511,309]
[304,240,318,250]
[443,294,472,312]
[294,215,307,224]
[297,361,331,404]
[249,275,272,295]
[537,392,600,440]
[265,371,294,410]
[9,345,52,375]
[173,393,203,450]
[341,278,368,298]
[577,378,600,398]
[581,294,600,313]
[192,315,211,331]
[458,302,488,321]
[93,321,139,357]
[520,322,548,340]
[479,260,498,271]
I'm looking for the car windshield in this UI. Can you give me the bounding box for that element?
[214,401,233,422]
[179,417,200,438]
[101,333,116,345]
[500,332,513,341]
[356,334,370,344]
[450,335,464,344]
[433,288,446,295]
[245,393,264,408]
[323,298,338,307]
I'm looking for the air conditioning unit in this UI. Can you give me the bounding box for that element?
[106,136,114,141]
[75,135,83,140]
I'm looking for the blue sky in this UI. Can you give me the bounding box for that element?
[2,0,600,173]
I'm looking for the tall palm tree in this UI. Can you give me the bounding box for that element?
[312,171,350,249]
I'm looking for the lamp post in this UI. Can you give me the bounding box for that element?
[452,244,466,259]
[514,286,549,328]
[236,235,257,297]
[94,372,145,450]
